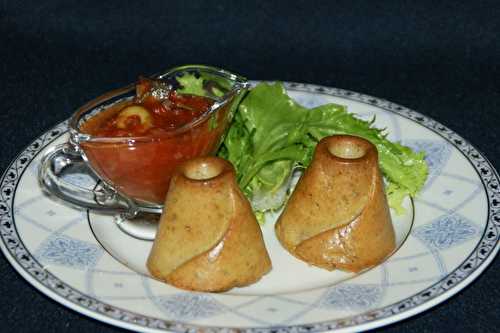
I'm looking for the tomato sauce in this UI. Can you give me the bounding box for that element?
[79,78,231,205]
[82,78,214,138]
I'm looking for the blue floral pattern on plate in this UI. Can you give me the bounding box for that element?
[36,234,102,270]
[320,284,383,310]
[156,294,225,320]
[413,213,480,250]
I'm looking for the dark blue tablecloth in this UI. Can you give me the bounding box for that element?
[1,1,498,332]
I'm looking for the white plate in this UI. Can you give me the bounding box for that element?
[88,194,413,296]
[1,82,498,332]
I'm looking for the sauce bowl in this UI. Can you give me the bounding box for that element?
[39,65,249,223]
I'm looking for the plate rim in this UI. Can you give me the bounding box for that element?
[0,81,498,332]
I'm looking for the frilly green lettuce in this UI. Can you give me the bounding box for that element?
[218,82,428,221]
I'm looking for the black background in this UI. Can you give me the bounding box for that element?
[1,1,499,332]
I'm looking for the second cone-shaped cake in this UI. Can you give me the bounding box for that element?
[275,135,396,272]
[147,157,271,292]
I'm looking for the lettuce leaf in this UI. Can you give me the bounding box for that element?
[177,73,225,97]
[218,82,428,218]
[177,73,206,96]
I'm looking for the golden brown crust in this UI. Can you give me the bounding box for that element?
[147,156,271,292]
[275,135,396,272]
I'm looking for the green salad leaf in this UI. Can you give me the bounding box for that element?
[218,82,428,219]
[177,73,225,97]
[177,73,206,96]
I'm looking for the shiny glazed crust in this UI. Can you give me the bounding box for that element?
[275,135,396,272]
[147,157,271,292]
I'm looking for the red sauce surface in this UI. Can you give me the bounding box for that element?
[80,78,231,205]
[86,78,213,137]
